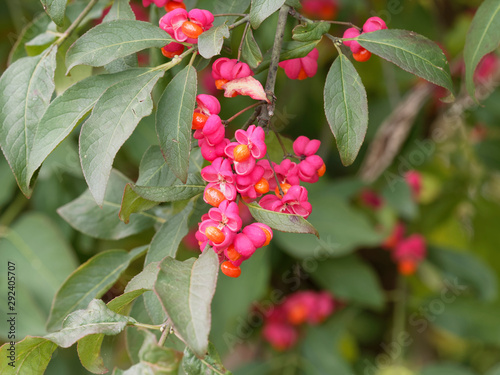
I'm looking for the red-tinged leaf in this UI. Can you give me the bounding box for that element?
[222,76,269,102]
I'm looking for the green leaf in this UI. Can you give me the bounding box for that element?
[128,147,205,203]
[256,40,319,74]
[139,331,182,374]
[464,0,500,100]
[292,22,330,42]
[311,255,385,310]
[146,200,195,265]
[245,202,319,237]
[125,262,160,293]
[154,250,219,357]
[29,69,145,187]
[357,29,454,95]
[45,299,135,348]
[427,247,497,301]
[80,69,164,205]
[119,145,177,223]
[8,13,51,64]
[77,289,148,374]
[40,0,67,27]
[324,54,368,166]
[66,20,173,71]
[420,363,477,375]
[25,32,57,56]
[0,336,57,375]
[250,0,286,29]
[0,213,77,339]
[102,0,139,73]
[0,46,58,197]
[58,170,157,240]
[156,65,198,183]
[46,247,147,332]
[198,24,230,59]
[182,343,229,374]
[241,28,263,69]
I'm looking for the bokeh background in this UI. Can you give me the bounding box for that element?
[1,0,500,374]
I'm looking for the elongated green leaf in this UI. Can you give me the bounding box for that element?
[357,29,454,94]
[256,40,319,73]
[66,20,173,71]
[0,46,57,197]
[103,0,138,73]
[198,24,230,59]
[182,343,230,375]
[46,247,147,332]
[0,214,77,340]
[45,299,135,348]
[154,250,219,357]
[146,201,194,265]
[125,262,160,293]
[242,28,263,69]
[292,21,330,42]
[131,177,205,202]
[0,336,57,375]
[25,33,57,56]
[58,170,157,240]
[464,0,500,100]
[324,54,368,166]
[80,69,164,205]
[120,145,178,223]
[311,255,384,310]
[77,289,148,374]
[245,202,319,237]
[156,65,197,183]
[8,13,51,64]
[29,69,145,185]
[40,0,67,26]
[250,0,286,28]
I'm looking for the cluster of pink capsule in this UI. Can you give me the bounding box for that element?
[191,58,326,278]
[263,291,336,351]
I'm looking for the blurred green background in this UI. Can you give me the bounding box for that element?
[1,0,500,374]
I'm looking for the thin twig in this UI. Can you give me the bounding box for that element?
[238,22,251,61]
[258,5,290,128]
[229,15,250,30]
[273,130,290,159]
[288,7,361,30]
[242,107,261,131]
[224,102,261,125]
[56,0,99,45]
[158,324,170,346]
[266,153,284,197]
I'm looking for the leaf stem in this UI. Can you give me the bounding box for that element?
[224,102,260,125]
[213,13,247,17]
[229,15,250,30]
[258,4,290,128]
[0,192,28,227]
[152,47,196,71]
[288,7,361,30]
[133,322,164,330]
[238,22,250,61]
[157,324,170,346]
[56,0,99,46]
[266,153,284,196]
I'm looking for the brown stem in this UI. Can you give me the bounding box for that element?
[238,22,250,61]
[258,5,290,128]
[224,102,261,125]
